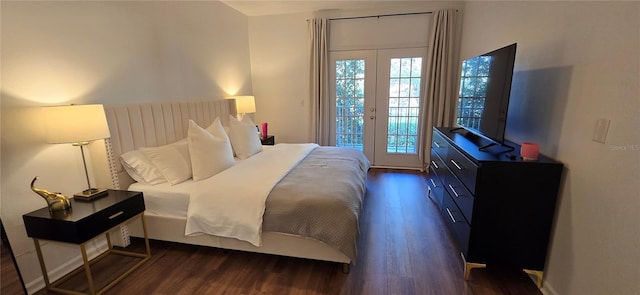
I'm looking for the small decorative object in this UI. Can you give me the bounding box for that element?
[521,142,540,161]
[261,122,268,139]
[30,177,72,212]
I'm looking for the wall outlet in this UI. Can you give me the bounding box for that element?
[592,118,610,143]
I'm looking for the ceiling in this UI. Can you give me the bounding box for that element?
[220,0,438,17]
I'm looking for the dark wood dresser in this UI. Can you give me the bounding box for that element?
[427,127,563,288]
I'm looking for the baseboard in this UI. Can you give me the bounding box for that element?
[24,238,109,295]
[370,165,423,171]
[541,281,560,295]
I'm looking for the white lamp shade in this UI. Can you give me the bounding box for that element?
[44,104,111,144]
[235,96,256,114]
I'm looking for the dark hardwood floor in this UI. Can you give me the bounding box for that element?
[27,169,541,295]
[2,242,27,295]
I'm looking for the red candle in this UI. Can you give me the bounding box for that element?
[261,122,268,138]
[521,142,539,160]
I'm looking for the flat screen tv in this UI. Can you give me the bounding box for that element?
[455,43,517,149]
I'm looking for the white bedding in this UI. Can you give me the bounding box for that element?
[128,146,275,218]
[128,181,192,218]
[185,144,318,246]
[184,143,318,246]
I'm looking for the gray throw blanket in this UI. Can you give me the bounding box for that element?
[262,146,369,261]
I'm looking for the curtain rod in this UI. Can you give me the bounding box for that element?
[329,11,432,21]
[306,11,433,22]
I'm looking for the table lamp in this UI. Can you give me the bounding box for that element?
[44,104,111,200]
[234,96,256,121]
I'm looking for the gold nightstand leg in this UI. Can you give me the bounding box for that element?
[33,239,51,288]
[523,269,544,288]
[141,213,151,256]
[464,262,486,280]
[106,231,112,250]
[80,244,97,295]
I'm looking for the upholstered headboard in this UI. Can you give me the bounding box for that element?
[90,99,235,190]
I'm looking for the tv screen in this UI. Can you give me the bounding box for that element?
[456,43,517,144]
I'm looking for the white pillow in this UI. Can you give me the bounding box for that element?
[206,117,233,147]
[228,115,262,159]
[140,140,192,185]
[119,150,166,185]
[188,120,235,181]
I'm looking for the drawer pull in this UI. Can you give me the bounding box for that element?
[431,160,440,169]
[108,211,124,220]
[434,142,441,148]
[430,178,438,187]
[450,159,463,170]
[446,208,459,223]
[448,184,461,198]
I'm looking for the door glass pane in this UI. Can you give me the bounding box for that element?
[387,57,422,154]
[335,59,365,150]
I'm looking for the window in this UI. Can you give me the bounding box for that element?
[387,57,422,154]
[335,59,365,150]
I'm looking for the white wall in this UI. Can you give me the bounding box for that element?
[460,2,639,295]
[247,2,464,143]
[248,12,312,143]
[0,1,252,293]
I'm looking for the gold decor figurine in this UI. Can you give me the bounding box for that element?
[30,177,72,212]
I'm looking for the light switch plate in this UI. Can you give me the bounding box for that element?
[592,118,610,143]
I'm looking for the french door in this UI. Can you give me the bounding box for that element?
[330,48,427,168]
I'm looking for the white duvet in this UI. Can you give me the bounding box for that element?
[184,143,318,246]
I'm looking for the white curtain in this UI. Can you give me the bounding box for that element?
[308,18,331,145]
[418,9,460,169]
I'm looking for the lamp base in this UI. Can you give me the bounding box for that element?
[73,188,109,201]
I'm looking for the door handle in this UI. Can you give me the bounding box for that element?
[370,115,375,120]
[370,108,375,112]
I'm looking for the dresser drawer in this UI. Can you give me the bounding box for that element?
[429,149,447,180]
[446,147,478,193]
[432,130,449,158]
[442,193,470,256]
[444,172,475,223]
[427,165,445,208]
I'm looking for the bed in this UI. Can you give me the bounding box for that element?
[90,99,369,270]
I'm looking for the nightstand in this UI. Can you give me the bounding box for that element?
[261,135,275,145]
[23,190,150,295]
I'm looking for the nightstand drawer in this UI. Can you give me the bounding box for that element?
[23,190,145,244]
[77,194,144,242]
